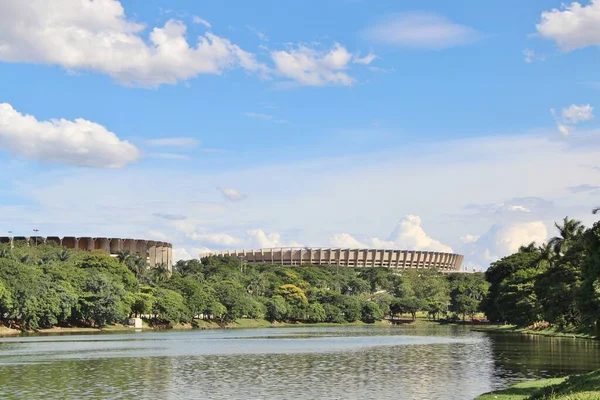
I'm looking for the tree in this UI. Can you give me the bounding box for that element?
[265,296,288,322]
[549,217,584,256]
[274,284,308,308]
[449,273,488,321]
[390,297,425,321]
[131,291,153,317]
[152,288,189,325]
[306,302,327,323]
[79,273,128,327]
[361,301,383,323]
[0,279,13,323]
[482,247,541,323]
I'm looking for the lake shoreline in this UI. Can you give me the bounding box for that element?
[474,368,600,399]
[0,319,394,336]
[472,324,598,341]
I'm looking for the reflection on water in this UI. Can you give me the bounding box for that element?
[0,326,599,400]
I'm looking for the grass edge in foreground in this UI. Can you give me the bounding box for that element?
[476,369,600,400]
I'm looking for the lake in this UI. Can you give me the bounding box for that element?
[0,325,599,399]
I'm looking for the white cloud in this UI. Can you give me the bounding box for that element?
[353,53,377,65]
[523,48,545,63]
[383,215,453,252]
[551,104,595,136]
[562,104,594,123]
[0,0,266,86]
[192,16,211,28]
[461,234,480,244]
[329,215,452,252]
[537,0,600,51]
[362,12,479,49]
[243,112,288,124]
[558,123,572,137]
[271,43,356,86]
[247,229,302,248]
[463,222,548,269]
[330,233,367,248]
[146,137,199,147]
[189,232,240,246]
[0,103,139,168]
[218,187,248,202]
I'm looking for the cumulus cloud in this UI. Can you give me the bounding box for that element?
[218,187,247,202]
[537,0,600,51]
[362,13,480,49]
[0,102,139,168]
[463,221,548,269]
[0,0,266,86]
[562,104,595,124]
[460,234,480,244]
[383,215,453,252]
[271,43,356,86]
[247,229,302,248]
[329,215,452,252]
[330,233,367,248]
[551,104,594,136]
[146,137,199,147]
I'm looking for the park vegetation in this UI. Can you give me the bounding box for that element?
[482,216,600,335]
[0,241,489,330]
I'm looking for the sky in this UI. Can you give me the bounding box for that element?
[0,0,600,270]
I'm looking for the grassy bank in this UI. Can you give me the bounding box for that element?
[0,318,394,336]
[476,369,600,400]
[472,325,598,340]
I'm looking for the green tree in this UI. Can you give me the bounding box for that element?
[152,288,189,324]
[79,273,128,327]
[264,296,288,322]
[361,301,384,323]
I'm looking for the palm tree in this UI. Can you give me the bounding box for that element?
[57,249,70,262]
[150,263,170,284]
[116,250,130,264]
[548,217,584,256]
[537,242,554,268]
[518,242,538,253]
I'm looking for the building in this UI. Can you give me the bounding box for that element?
[0,236,173,271]
[203,247,464,272]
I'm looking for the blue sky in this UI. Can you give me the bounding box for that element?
[0,0,599,269]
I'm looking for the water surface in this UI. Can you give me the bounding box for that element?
[0,325,599,399]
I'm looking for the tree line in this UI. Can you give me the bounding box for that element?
[0,241,488,330]
[482,216,600,333]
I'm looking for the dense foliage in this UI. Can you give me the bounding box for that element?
[0,241,488,330]
[482,217,600,334]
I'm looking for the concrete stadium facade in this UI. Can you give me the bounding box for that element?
[0,236,173,271]
[204,247,464,272]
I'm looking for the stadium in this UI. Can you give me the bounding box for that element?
[0,236,173,271]
[203,247,464,272]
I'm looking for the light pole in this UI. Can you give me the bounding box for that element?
[8,231,12,249]
[33,229,39,246]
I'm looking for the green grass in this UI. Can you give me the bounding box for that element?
[476,370,600,400]
[476,378,566,400]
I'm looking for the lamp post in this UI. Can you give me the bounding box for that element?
[33,229,39,246]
